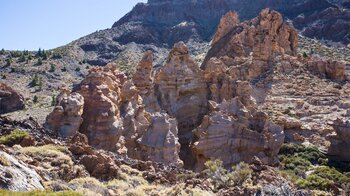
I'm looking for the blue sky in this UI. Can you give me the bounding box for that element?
[0,0,146,50]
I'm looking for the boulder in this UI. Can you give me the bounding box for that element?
[139,113,183,167]
[0,151,44,191]
[45,92,84,138]
[328,119,350,162]
[307,57,346,81]
[0,83,25,114]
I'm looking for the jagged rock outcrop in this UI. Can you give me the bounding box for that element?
[0,151,44,191]
[139,113,183,166]
[155,42,208,140]
[202,8,298,80]
[192,96,284,171]
[46,10,298,170]
[74,64,126,151]
[46,63,183,166]
[133,51,160,113]
[45,91,84,137]
[328,119,350,162]
[212,11,240,46]
[0,83,25,114]
[307,57,346,81]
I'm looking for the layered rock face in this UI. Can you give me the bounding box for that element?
[155,42,208,140]
[193,99,284,170]
[307,57,346,81]
[0,83,25,114]
[328,119,350,162]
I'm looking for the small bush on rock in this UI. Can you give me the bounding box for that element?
[0,129,29,146]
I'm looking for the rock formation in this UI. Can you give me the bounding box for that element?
[212,11,240,46]
[202,8,298,81]
[192,98,284,171]
[139,113,183,166]
[46,9,350,170]
[45,91,84,137]
[0,83,25,114]
[328,119,350,162]
[307,57,346,81]
[0,151,44,191]
[45,10,299,170]
[155,42,208,141]
[46,63,183,166]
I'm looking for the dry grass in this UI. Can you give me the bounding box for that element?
[19,145,72,165]
[0,189,82,196]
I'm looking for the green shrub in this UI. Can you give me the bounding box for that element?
[61,67,67,72]
[303,52,308,58]
[0,130,29,146]
[75,67,81,72]
[279,143,327,165]
[279,144,350,191]
[37,58,43,65]
[204,160,252,189]
[313,166,350,185]
[204,159,229,189]
[30,74,43,90]
[33,95,39,103]
[51,95,57,106]
[231,162,253,185]
[49,64,56,72]
[52,52,63,59]
[296,174,333,190]
[5,58,12,66]
[0,48,5,55]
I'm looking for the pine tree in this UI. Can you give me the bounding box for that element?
[37,58,43,65]
[5,58,11,66]
[33,95,38,103]
[37,48,42,57]
[51,95,56,106]
[49,64,56,72]
[42,49,48,60]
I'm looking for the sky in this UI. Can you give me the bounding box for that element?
[0,0,147,51]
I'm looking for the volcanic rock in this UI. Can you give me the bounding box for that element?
[0,83,25,114]
[45,91,84,138]
[192,98,284,171]
[307,57,346,81]
[202,8,298,80]
[328,119,350,162]
[0,151,44,191]
[155,42,208,141]
[212,11,240,46]
[139,113,183,167]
